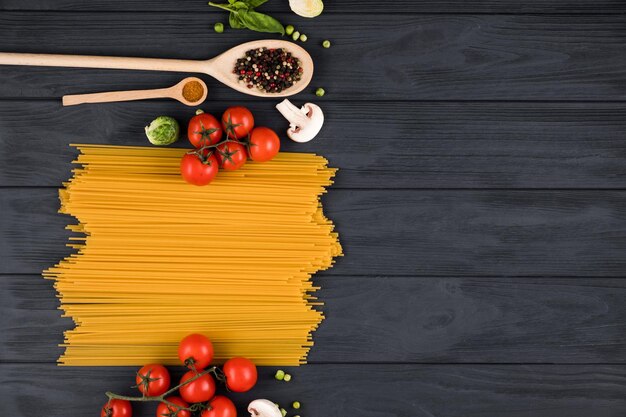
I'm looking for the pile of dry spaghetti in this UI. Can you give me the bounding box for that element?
[44,144,341,366]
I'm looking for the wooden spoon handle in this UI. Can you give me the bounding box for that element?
[62,87,172,106]
[0,52,204,73]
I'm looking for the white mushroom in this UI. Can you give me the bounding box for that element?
[248,399,282,417]
[276,99,324,143]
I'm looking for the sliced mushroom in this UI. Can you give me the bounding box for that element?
[275,99,324,143]
[248,399,282,417]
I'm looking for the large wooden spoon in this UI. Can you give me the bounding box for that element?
[0,40,313,98]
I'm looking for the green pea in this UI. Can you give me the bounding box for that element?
[275,370,285,380]
[283,373,292,382]
[292,401,301,409]
[299,34,308,42]
[315,88,325,97]
[286,25,295,36]
[292,31,300,41]
[322,40,331,48]
[214,22,224,33]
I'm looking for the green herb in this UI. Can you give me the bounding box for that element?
[315,87,325,97]
[299,33,308,42]
[292,31,300,41]
[214,22,224,33]
[285,24,295,35]
[322,39,331,48]
[208,0,284,34]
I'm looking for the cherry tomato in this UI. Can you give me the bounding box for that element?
[223,357,257,392]
[180,152,219,186]
[156,397,190,417]
[179,371,216,403]
[222,106,254,139]
[188,110,223,148]
[178,333,214,369]
[201,396,237,417]
[136,364,171,397]
[217,141,247,171]
[101,399,132,417]
[247,127,280,162]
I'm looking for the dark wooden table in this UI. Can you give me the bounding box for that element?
[2,1,626,416]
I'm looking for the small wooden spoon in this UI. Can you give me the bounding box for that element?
[62,77,208,106]
[0,40,313,98]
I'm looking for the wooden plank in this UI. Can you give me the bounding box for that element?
[1,13,626,100]
[2,363,625,416]
[3,274,626,364]
[1,0,624,14]
[2,101,626,188]
[4,188,626,277]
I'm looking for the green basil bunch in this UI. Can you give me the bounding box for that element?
[209,0,285,35]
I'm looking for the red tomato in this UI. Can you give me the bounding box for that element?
[201,396,237,417]
[136,364,171,397]
[180,152,219,186]
[247,127,280,162]
[222,106,254,139]
[217,141,247,171]
[223,357,257,392]
[188,110,223,148]
[179,371,216,403]
[178,333,214,369]
[156,397,190,417]
[101,399,132,417]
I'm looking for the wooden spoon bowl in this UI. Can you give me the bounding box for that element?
[204,39,314,97]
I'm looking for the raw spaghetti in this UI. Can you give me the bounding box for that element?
[44,144,342,366]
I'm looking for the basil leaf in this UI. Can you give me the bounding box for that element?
[232,1,248,9]
[246,0,268,7]
[239,10,285,35]
[229,11,245,29]
[228,0,236,4]
[208,2,236,12]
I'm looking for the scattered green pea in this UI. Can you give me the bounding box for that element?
[214,22,224,33]
[283,373,292,382]
[315,88,325,97]
[292,31,300,41]
[280,408,287,417]
[299,34,308,42]
[275,370,285,380]
[286,25,295,36]
[322,40,331,48]
[292,401,301,409]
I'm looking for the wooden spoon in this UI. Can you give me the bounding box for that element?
[62,77,208,106]
[0,40,313,98]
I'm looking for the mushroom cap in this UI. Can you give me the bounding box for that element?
[248,399,282,417]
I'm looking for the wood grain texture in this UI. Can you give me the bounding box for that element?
[4,188,626,277]
[1,13,626,100]
[2,363,626,417]
[2,101,626,188]
[3,274,626,364]
[2,0,625,14]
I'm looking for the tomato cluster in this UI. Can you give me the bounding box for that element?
[181,106,281,186]
[100,334,257,417]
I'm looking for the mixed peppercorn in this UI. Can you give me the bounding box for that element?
[234,47,303,93]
